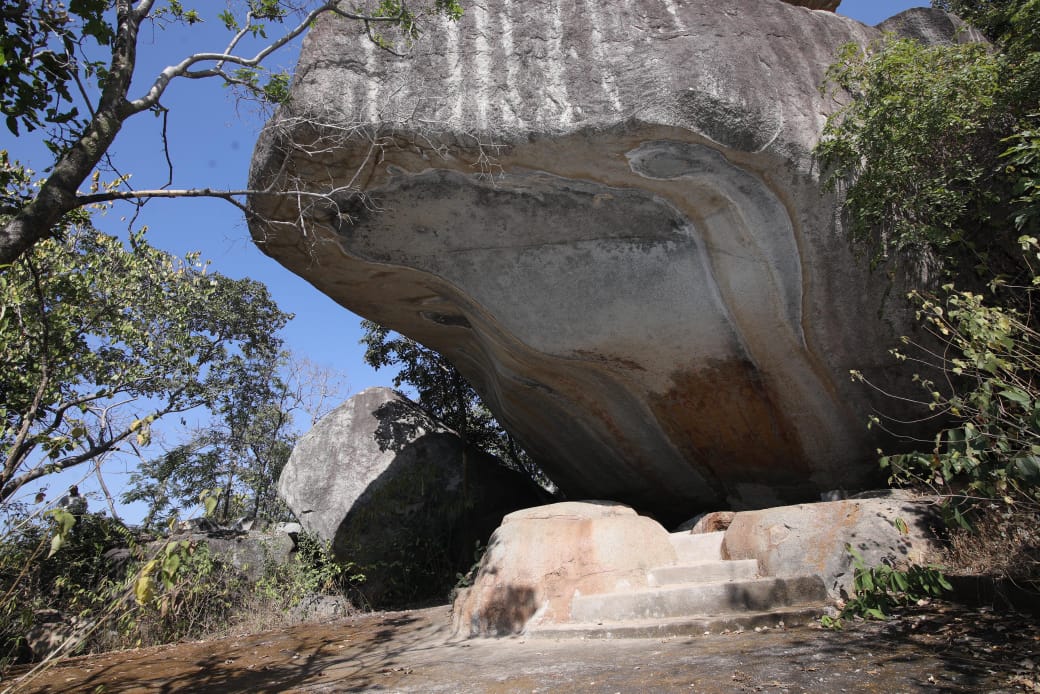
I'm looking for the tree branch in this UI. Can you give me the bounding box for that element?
[129,2,340,113]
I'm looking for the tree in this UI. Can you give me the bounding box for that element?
[360,319,550,487]
[0,174,290,503]
[816,0,1039,283]
[0,0,463,266]
[123,352,345,527]
[816,0,1040,519]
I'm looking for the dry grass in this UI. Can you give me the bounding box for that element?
[940,503,1040,586]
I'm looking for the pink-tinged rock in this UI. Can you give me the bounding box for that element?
[721,495,940,599]
[452,501,677,636]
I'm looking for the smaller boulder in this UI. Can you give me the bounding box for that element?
[25,610,90,661]
[452,501,677,637]
[279,387,546,607]
[721,497,940,599]
[150,528,295,583]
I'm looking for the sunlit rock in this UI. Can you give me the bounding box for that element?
[250,2,971,523]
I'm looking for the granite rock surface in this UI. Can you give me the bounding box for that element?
[250,1,971,521]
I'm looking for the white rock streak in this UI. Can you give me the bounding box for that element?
[362,37,379,123]
[471,2,491,130]
[499,0,520,127]
[544,2,574,126]
[445,19,464,123]
[660,0,687,31]
[580,0,624,113]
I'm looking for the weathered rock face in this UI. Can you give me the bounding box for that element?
[721,494,941,599]
[250,2,969,523]
[452,501,678,636]
[278,387,545,606]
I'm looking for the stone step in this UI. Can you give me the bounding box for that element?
[529,605,826,640]
[648,559,759,586]
[571,575,829,623]
[669,530,724,562]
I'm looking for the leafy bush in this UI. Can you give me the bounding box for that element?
[822,546,951,628]
[856,241,1040,522]
[0,513,364,676]
[817,1,1040,597]
[818,39,1008,265]
[254,532,365,612]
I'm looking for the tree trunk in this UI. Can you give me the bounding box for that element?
[0,2,142,266]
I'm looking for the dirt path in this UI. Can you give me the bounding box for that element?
[8,603,1039,693]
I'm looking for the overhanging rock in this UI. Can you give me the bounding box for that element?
[249,2,971,523]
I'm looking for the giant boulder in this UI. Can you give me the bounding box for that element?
[250,2,971,524]
[278,387,545,606]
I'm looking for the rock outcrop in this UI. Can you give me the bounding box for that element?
[720,494,941,599]
[250,2,972,523]
[278,387,545,606]
[453,501,679,636]
[453,500,836,638]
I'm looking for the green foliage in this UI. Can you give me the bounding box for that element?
[0,511,134,667]
[361,0,464,51]
[935,0,1040,58]
[0,0,111,139]
[822,0,1040,523]
[0,211,290,503]
[855,238,1040,518]
[255,532,363,609]
[453,539,485,591]
[822,546,952,628]
[1004,120,1040,234]
[0,514,364,670]
[44,508,76,558]
[817,38,1011,272]
[360,320,549,486]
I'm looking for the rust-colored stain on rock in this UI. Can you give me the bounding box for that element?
[651,361,808,490]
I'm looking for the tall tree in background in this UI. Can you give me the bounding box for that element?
[360,319,550,488]
[123,352,345,527]
[0,0,463,266]
[0,157,290,505]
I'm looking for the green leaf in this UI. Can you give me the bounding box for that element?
[1013,455,1040,486]
[200,488,220,518]
[998,387,1032,407]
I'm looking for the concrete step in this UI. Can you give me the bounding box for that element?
[648,559,759,586]
[571,575,829,623]
[529,605,826,640]
[669,530,724,562]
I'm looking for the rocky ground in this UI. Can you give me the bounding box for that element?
[7,602,1039,693]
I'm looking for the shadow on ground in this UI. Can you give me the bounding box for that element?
[9,602,1039,693]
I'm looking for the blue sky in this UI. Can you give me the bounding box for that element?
[2,0,929,518]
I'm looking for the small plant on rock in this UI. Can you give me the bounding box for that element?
[822,546,952,628]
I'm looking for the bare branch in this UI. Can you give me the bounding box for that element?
[129,2,338,113]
